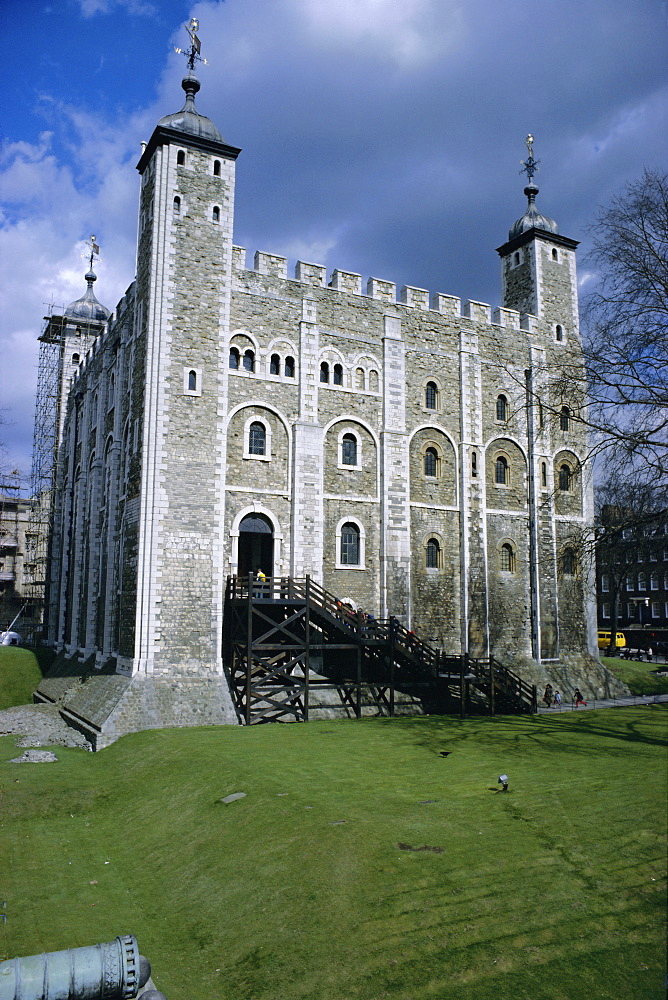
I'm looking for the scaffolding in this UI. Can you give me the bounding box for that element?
[24,307,67,641]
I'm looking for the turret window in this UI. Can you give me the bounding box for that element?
[213,159,221,177]
[177,150,185,166]
[173,196,181,215]
[212,206,220,223]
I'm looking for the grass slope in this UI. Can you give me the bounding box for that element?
[601,655,668,696]
[0,647,44,710]
[1,710,666,1000]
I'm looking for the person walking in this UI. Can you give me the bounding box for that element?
[573,687,587,708]
[553,690,561,708]
[543,683,553,708]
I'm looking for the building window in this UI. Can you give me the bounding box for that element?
[650,572,659,591]
[425,381,438,410]
[627,602,636,618]
[243,349,255,372]
[500,543,516,573]
[664,572,668,589]
[471,451,478,477]
[541,461,547,488]
[495,456,509,485]
[284,356,295,378]
[601,603,610,619]
[229,347,240,370]
[248,422,266,456]
[426,537,440,569]
[213,159,221,176]
[638,572,647,592]
[424,447,438,478]
[601,574,609,592]
[212,206,220,223]
[651,601,660,619]
[496,394,508,422]
[333,363,343,386]
[562,547,576,576]
[340,523,360,566]
[320,361,329,383]
[626,575,634,591]
[341,433,358,467]
[558,464,571,491]
[188,370,197,391]
[560,406,570,431]
[183,366,202,396]
[71,353,80,365]
[514,252,520,266]
[173,196,181,215]
[552,248,558,261]
[108,374,115,410]
[177,149,185,165]
[356,367,365,390]
[369,370,379,392]
[555,324,564,342]
[270,353,280,375]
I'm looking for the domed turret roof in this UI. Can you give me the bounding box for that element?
[65,268,111,323]
[508,182,559,241]
[158,72,223,143]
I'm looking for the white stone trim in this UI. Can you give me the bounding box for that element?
[335,516,366,570]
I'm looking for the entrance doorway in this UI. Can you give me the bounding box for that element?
[238,513,274,579]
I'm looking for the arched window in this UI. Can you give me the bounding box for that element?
[188,370,197,392]
[638,571,647,592]
[650,571,659,590]
[601,573,609,592]
[425,381,438,410]
[229,347,240,370]
[340,522,360,565]
[248,422,266,456]
[556,324,563,342]
[243,349,255,372]
[558,464,571,491]
[424,447,438,477]
[341,433,357,467]
[560,406,570,431]
[496,394,508,422]
[333,363,343,386]
[284,356,295,378]
[500,543,515,573]
[495,456,508,485]
[562,547,576,576]
[177,149,185,165]
[212,206,220,223]
[320,361,329,383]
[356,367,365,390]
[426,538,440,569]
[173,196,181,215]
[71,353,80,365]
[213,159,221,177]
[369,370,379,392]
[270,353,280,376]
[471,451,478,477]
[108,374,115,410]
[552,248,558,261]
[541,461,547,488]
[513,252,520,266]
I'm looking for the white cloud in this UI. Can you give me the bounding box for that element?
[77,0,157,16]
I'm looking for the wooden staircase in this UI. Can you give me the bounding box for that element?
[223,575,537,724]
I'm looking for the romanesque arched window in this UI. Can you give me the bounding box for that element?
[562,547,576,576]
[341,433,357,467]
[243,349,255,372]
[213,159,221,176]
[320,361,329,383]
[229,347,240,370]
[426,538,440,569]
[356,367,365,390]
[424,447,438,478]
[495,455,509,485]
[560,406,570,431]
[284,357,295,378]
[425,381,438,410]
[541,461,547,488]
[177,149,185,165]
[248,422,266,456]
[340,523,360,565]
[555,324,564,342]
[333,364,343,386]
[173,196,181,215]
[496,394,508,422]
[212,206,220,223]
[500,543,516,573]
[270,353,280,375]
[558,464,571,491]
[71,353,80,365]
[188,370,197,392]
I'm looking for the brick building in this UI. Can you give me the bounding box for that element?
[37,62,601,742]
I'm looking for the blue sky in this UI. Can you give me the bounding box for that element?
[1,0,667,479]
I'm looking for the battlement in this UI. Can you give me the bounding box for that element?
[232,247,527,331]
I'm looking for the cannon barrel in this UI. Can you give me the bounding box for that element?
[0,935,150,1000]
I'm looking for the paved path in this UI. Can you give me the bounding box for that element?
[536,693,668,714]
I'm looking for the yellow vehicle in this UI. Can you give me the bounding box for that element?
[597,630,626,650]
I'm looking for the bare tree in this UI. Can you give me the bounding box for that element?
[582,169,668,475]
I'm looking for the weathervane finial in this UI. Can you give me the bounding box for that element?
[81,234,101,276]
[174,18,208,72]
[520,133,540,184]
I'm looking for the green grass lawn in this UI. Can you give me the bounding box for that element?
[0,647,47,710]
[1,709,666,1000]
[601,655,668,696]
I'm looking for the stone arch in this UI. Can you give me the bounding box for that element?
[409,426,457,507]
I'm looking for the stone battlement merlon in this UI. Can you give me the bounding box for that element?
[232,247,537,332]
